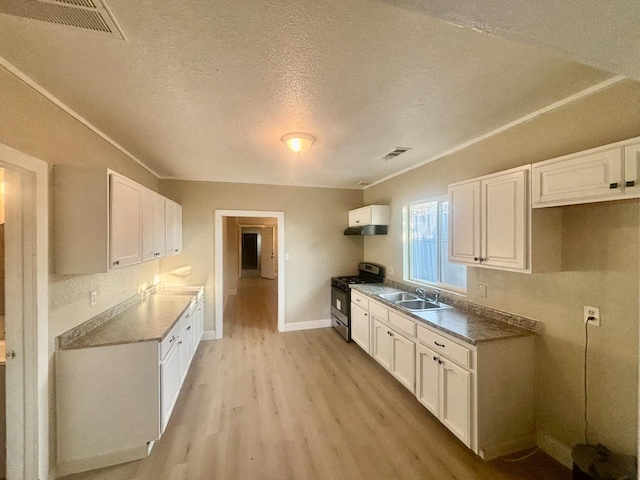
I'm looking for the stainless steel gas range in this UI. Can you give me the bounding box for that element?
[330,262,384,341]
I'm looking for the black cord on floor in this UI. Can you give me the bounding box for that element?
[584,320,590,445]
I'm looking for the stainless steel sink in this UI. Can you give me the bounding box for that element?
[378,292,420,302]
[395,299,441,311]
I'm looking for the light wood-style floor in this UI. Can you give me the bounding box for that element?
[61,277,570,480]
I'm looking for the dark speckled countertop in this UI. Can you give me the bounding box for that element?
[351,284,535,346]
[62,294,195,350]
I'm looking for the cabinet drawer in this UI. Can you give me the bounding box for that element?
[389,310,416,338]
[351,291,369,310]
[417,326,470,368]
[178,301,195,332]
[369,300,388,321]
[160,323,180,359]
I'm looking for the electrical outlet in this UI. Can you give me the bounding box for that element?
[478,284,487,298]
[584,306,600,326]
[388,266,395,276]
[90,291,97,307]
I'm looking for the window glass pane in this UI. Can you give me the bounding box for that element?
[409,202,438,283]
[439,202,467,290]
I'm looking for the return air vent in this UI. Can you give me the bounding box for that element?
[0,0,126,39]
[381,147,411,161]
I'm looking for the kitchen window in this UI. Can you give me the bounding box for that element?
[405,198,467,291]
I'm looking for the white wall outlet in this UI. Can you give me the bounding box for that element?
[388,266,395,276]
[284,253,290,261]
[90,290,97,307]
[584,306,600,326]
[478,284,487,298]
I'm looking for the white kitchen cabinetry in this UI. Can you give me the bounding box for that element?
[142,189,166,261]
[351,302,370,353]
[53,165,183,273]
[57,296,202,476]
[110,173,144,268]
[348,205,390,227]
[352,289,535,460]
[532,136,640,207]
[165,199,183,256]
[370,302,415,393]
[449,165,561,273]
[416,343,471,446]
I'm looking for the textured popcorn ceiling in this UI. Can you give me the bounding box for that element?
[0,0,617,188]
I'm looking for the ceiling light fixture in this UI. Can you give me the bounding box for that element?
[281,132,315,153]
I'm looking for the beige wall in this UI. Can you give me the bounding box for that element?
[364,79,640,456]
[159,180,364,330]
[0,65,162,476]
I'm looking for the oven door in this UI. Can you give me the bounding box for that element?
[331,285,350,318]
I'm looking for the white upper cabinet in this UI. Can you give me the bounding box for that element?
[348,205,390,227]
[532,136,640,207]
[165,199,183,256]
[54,166,182,274]
[110,173,143,269]
[481,169,527,270]
[449,180,481,265]
[142,189,166,261]
[449,166,539,272]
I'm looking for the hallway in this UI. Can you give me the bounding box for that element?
[62,277,570,480]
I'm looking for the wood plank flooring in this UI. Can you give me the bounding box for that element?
[61,277,570,480]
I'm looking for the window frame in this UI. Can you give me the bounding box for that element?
[403,196,467,294]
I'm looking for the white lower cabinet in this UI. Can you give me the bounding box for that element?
[350,302,370,353]
[160,339,182,432]
[57,296,203,476]
[372,318,415,393]
[352,293,535,460]
[416,344,471,446]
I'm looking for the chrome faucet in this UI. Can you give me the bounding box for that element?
[416,288,439,304]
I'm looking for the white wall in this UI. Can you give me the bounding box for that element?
[364,79,640,458]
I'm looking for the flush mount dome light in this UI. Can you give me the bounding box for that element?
[281,132,315,153]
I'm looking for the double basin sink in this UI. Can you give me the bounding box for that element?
[377,292,445,312]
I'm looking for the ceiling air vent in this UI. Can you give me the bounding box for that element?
[0,0,126,39]
[356,181,371,187]
[381,147,411,161]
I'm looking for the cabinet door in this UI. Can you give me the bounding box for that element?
[439,359,471,447]
[194,301,204,346]
[110,174,143,268]
[142,190,165,261]
[351,303,370,353]
[160,343,181,433]
[165,199,183,256]
[481,169,527,270]
[390,330,415,393]
[448,181,481,264]
[625,142,640,197]
[371,319,391,371]
[348,207,372,227]
[532,146,623,207]
[178,324,193,383]
[416,344,439,416]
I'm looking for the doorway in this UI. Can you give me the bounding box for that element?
[214,211,285,338]
[0,143,49,480]
[241,231,259,275]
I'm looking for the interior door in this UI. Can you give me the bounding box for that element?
[260,226,275,279]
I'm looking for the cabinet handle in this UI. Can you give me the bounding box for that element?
[169,335,176,343]
[438,359,443,365]
[626,181,635,187]
[434,341,445,348]
[610,182,619,189]
[355,220,360,223]
[113,260,120,266]
[364,313,368,316]
[186,314,190,318]
[178,341,182,345]
[474,257,485,262]
[433,356,438,362]
[187,326,191,330]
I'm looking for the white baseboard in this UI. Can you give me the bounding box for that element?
[282,319,332,332]
[201,330,218,341]
[536,431,573,468]
[480,435,536,460]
